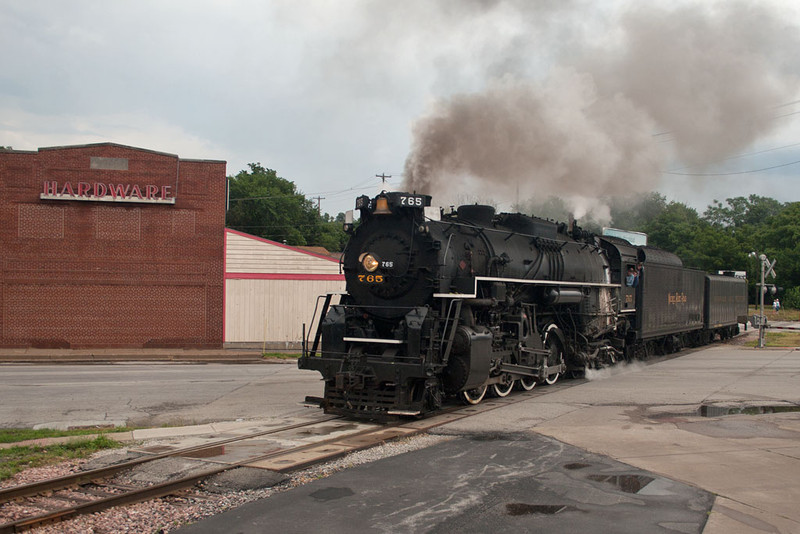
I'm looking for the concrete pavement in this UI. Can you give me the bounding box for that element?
[530,346,800,534]
[3,339,799,533]
[436,345,800,533]
[177,343,800,533]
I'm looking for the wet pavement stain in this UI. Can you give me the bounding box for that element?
[296,424,360,436]
[587,474,655,494]
[563,462,592,470]
[700,403,800,417]
[309,487,355,502]
[505,503,574,516]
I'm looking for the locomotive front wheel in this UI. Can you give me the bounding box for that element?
[491,380,514,397]
[542,324,564,386]
[517,376,537,391]
[462,385,487,405]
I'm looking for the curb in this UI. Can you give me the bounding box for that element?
[0,352,299,364]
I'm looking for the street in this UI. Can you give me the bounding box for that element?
[0,363,323,429]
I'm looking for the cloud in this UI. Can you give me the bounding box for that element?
[0,108,226,161]
[400,0,800,218]
[2,0,800,218]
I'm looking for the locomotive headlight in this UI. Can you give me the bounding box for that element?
[361,253,379,272]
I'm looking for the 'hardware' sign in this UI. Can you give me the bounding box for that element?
[40,181,175,204]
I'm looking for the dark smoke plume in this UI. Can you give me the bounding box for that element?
[402,1,800,217]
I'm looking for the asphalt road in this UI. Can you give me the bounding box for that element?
[0,362,324,429]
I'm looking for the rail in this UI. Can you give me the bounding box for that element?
[0,378,590,532]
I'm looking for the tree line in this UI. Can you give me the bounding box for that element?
[522,193,799,309]
[226,164,799,307]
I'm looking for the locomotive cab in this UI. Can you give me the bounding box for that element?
[599,236,639,315]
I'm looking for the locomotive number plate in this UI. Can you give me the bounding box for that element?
[399,195,424,207]
[358,274,384,283]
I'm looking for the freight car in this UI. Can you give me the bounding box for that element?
[298,191,748,419]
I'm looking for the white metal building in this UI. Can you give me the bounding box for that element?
[224,229,344,349]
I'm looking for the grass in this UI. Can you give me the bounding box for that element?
[262,352,300,359]
[745,305,800,347]
[747,305,798,322]
[0,435,122,482]
[0,427,134,445]
[747,331,800,348]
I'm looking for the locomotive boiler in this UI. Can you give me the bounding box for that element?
[298,191,747,419]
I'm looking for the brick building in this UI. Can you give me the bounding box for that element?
[0,143,226,348]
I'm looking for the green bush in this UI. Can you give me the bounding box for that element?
[783,287,800,309]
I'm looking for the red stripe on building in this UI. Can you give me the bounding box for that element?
[225,273,345,281]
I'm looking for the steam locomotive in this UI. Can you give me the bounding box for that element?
[298,191,748,419]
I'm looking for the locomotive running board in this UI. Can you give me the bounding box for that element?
[434,275,620,298]
[343,337,403,344]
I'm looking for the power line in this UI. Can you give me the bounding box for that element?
[652,98,800,142]
[228,176,401,203]
[666,141,800,173]
[664,158,800,176]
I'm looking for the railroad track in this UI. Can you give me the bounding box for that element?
[0,379,583,533]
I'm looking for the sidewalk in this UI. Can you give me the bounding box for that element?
[0,347,283,364]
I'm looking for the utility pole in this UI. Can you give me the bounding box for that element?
[376,173,391,187]
[313,196,325,215]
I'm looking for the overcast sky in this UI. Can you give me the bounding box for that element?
[2,0,800,219]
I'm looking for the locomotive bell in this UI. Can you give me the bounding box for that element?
[373,196,392,214]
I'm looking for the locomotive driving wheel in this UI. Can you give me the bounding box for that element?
[517,376,537,391]
[541,324,564,385]
[462,385,487,404]
[491,377,514,397]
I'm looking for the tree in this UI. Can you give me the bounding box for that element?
[225,163,348,251]
[307,212,349,252]
[703,195,784,229]
[226,163,317,246]
[609,192,667,232]
[684,224,743,272]
[752,202,800,291]
[642,201,700,258]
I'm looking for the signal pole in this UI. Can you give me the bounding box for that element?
[750,252,777,349]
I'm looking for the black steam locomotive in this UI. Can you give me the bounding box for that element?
[298,191,747,419]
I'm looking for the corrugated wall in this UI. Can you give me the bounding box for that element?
[226,230,340,274]
[224,229,345,347]
[225,279,343,344]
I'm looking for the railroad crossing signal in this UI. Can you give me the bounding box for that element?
[765,258,777,279]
